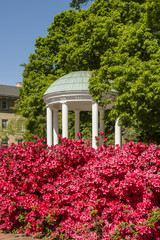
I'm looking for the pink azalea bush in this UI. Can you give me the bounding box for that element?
[0,137,159,239]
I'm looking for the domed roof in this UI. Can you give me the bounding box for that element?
[44,71,91,95]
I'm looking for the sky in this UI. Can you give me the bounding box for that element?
[0,0,91,86]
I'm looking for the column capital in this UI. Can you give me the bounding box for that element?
[60,98,67,103]
[99,106,104,111]
[92,100,98,104]
[52,107,58,112]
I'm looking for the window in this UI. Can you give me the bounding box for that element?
[1,100,8,110]
[1,138,9,146]
[2,119,8,129]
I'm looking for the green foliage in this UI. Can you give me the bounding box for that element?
[111,208,160,239]
[70,0,93,10]
[18,5,105,141]
[19,0,160,143]
[18,10,79,140]
[89,0,160,144]
[0,117,25,142]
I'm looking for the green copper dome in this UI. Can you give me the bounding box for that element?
[44,71,91,95]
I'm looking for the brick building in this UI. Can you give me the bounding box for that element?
[0,83,25,145]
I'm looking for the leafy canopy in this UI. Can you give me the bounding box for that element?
[89,0,160,143]
[19,0,160,143]
[70,0,93,9]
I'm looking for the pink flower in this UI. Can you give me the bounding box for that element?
[103,138,107,142]
[0,139,159,239]
[95,136,99,140]
[33,135,38,138]
[100,131,104,135]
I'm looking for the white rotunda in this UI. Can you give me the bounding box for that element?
[43,71,122,148]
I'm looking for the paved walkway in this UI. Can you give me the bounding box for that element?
[0,231,51,240]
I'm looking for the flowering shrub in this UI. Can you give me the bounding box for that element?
[0,137,159,239]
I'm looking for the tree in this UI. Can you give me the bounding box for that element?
[19,10,77,139]
[70,0,93,9]
[19,0,160,143]
[0,116,26,144]
[69,0,147,10]
[19,1,123,141]
[19,9,92,140]
[89,0,160,144]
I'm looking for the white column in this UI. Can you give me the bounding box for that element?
[92,102,98,149]
[53,109,58,145]
[115,117,122,147]
[47,106,52,146]
[75,110,80,140]
[100,109,105,145]
[62,102,68,138]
